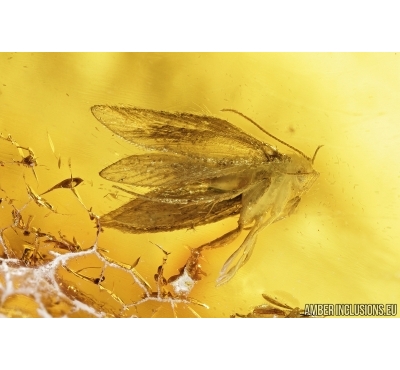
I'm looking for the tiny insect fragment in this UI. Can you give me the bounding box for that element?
[232,294,312,318]
[21,237,44,266]
[40,177,84,195]
[91,105,321,285]
[47,131,63,168]
[63,265,105,285]
[26,183,57,213]
[1,134,39,182]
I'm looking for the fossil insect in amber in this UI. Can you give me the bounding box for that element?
[91,105,321,285]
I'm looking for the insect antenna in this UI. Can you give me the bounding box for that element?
[221,109,314,162]
[311,145,323,165]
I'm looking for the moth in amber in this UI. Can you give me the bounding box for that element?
[91,105,321,285]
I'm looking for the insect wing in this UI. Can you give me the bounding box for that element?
[100,187,242,233]
[91,105,268,163]
[100,152,266,188]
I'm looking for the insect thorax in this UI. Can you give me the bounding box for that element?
[262,143,288,163]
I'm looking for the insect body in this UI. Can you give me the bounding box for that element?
[91,105,321,285]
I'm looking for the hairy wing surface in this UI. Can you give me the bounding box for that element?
[100,152,267,188]
[100,187,243,233]
[91,105,267,164]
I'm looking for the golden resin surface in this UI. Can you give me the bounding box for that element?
[0,53,399,317]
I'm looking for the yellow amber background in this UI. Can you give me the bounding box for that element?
[0,53,399,317]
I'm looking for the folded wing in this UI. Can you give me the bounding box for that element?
[100,152,268,188]
[91,105,268,163]
[101,186,243,233]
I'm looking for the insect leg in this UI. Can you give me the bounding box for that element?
[197,224,243,253]
[216,207,284,286]
[215,222,260,286]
